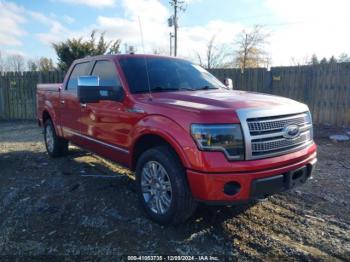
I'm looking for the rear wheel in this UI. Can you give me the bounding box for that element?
[44,119,69,157]
[136,146,197,225]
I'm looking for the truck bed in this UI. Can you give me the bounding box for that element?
[37,83,62,92]
[36,83,63,126]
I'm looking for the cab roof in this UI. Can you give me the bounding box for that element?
[74,54,185,64]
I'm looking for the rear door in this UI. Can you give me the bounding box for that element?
[60,61,93,143]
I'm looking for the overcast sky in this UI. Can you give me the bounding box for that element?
[1,0,349,66]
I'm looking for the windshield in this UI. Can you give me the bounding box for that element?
[119,57,225,93]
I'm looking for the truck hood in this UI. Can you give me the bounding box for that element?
[144,89,305,111]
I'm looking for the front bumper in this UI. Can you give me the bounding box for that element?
[186,150,317,203]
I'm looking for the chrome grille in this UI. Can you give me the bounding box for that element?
[236,106,314,160]
[247,112,312,158]
[252,132,311,154]
[248,114,309,133]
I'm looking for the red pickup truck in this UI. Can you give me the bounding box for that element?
[37,54,317,224]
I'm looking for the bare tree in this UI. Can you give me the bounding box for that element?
[27,59,39,71]
[290,55,310,66]
[38,57,55,72]
[205,35,227,69]
[0,51,4,72]
[234,25,269,72]
[6,54,25,72]
[196,52,204,67]
[196,35,231,69]
[152,47,168,56]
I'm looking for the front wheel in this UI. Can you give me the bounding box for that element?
[44,119,69,157]
[136,146,197,225]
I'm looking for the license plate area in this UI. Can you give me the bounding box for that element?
[285,166,308,189]
[250,165,311,199]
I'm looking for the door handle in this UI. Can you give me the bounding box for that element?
[80,103,87,108]
[60,100,65,104]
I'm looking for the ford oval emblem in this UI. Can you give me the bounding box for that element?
[283,124,300,139]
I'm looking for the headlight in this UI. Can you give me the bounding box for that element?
[306,111,314,140]
[191,124,244,160]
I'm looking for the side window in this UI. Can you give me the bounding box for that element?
[67,62,93,90]
[91,60,121,87]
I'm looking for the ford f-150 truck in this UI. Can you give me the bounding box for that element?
[37,54,317,224]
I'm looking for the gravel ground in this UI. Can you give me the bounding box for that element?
[0,121,350,261]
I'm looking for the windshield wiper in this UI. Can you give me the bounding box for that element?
[179,87,195,91]
[134,86,197,93]
[150,86,178,92]
[196,85,219,90]
[150,86,195,92]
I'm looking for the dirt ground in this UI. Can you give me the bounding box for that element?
[0,121,349,261]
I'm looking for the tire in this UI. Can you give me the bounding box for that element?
[136,145,197,225]
[44,119,69,157]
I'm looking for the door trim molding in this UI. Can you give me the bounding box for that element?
[63,127,129,154]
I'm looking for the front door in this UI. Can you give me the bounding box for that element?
[59,61,93,144]
[79,60,131,165]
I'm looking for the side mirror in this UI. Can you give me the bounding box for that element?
[77,76,124,103]
[224,78,233,90]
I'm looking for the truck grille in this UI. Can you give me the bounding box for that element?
[248,114,309,134]
[246,113,313,159]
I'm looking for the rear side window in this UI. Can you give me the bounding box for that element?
[91,60,121,87]
[67,62,93,90]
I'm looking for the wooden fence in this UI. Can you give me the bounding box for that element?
[0,71,65,120]
[209,63,350,127]
[0,63,350,126]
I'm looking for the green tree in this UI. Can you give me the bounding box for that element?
[329,55,337,64]
[310,54,319,65]
[53,31,121,71]
[338,53,350,63]
[320,57,328,64]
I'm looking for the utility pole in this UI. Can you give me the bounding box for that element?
[169,0,185,57]
[173,1,178,56]
[169,33,174,56]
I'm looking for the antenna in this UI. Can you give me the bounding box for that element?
[138,16,152,101]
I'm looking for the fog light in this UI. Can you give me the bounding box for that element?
[223,182,241,196]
